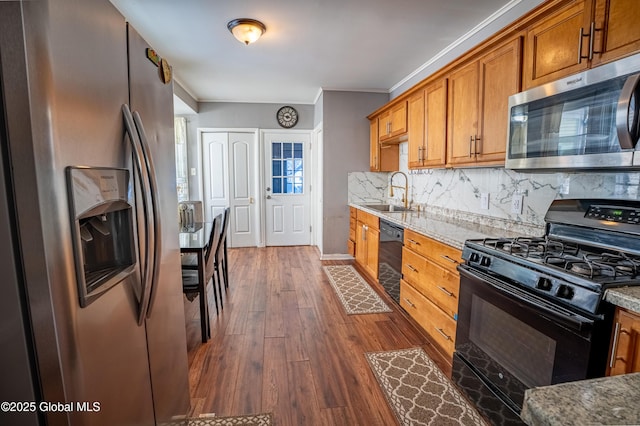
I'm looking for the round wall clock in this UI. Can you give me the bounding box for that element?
[277,106,298,128]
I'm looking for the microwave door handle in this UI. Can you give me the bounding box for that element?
[123,105,154,325]
[132,111,162,319]
[616,73,640,149]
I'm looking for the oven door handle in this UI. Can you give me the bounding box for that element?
[458,265,594,332]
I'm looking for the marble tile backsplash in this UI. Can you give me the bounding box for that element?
[348,142,640,230]
[347,172,389,203]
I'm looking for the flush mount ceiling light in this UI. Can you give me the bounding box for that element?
[227,18,266,45]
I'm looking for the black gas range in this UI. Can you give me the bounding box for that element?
[462,199,640,318]
[453,199,640,426]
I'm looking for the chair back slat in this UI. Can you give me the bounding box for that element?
[216,207,230,257]
[204,214,222,281]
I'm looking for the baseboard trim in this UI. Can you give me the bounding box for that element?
[320,253,354,261]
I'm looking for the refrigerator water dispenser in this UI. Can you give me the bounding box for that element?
[66,167,136,307]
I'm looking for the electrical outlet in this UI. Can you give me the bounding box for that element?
[480,193,489,210]
[511,194,524,214]
[190,167,197,176]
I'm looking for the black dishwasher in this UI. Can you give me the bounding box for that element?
[378,219,404,303]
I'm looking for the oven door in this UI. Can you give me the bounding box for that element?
[453,265,599,424]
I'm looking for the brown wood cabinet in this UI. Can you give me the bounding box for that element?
[369,118,399,172]
[607,307,640,376]
[524,0,591,89]
[400,228,462,361]
[366,0,640,172]
[407,79,447,169]
[447,37,521,166]
[524,0,640,89]
[378,101,408,142]
[355,209,379,280]
[591,0,640,66]
[347,207,357,257]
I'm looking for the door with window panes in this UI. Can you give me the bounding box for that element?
[264,132,311,246]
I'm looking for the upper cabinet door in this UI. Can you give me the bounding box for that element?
[407,90,425,169]
[378,110,391,140]
[523,0,592,89]
[370,118,380,171]
[389,101,407,138]
[423,78,447,168]
[447,61,479,166]
[591,0,640,66]
[477,37,522,165]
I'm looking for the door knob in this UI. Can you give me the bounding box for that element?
[266,195,272,199]
[266,187,271,192]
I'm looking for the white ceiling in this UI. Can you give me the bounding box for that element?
[111,0,531,107]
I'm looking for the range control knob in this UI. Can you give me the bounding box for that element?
[480,256,491,267]
[556,285,575,300]
[469,252,480,263]
[536,277,553,291]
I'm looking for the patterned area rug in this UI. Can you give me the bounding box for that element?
[366,348,488,426]
[161,413,272,426]
[323,265,392,314]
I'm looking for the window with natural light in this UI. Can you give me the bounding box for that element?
[174,117,189,202]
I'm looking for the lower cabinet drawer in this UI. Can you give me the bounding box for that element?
[347,239,355,257]
[402,247,459,319]
[400,279,457,360]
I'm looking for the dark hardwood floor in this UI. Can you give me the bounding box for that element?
[184,246,450,425]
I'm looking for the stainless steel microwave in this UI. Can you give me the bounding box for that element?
[506,53,640,171]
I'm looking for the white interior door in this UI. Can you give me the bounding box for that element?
[202,132,228,220]
[264,132,311,246]
[202,131,258,247]
[228,132,257,247]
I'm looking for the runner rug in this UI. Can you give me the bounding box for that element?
[183,413,272,426]
[366,348,488,426]
[323,265,392,314]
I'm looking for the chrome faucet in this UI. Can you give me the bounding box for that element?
[389,171,409,209]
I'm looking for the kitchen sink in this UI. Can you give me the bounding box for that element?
[364,204,412,212]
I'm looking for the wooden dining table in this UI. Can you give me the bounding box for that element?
[178,221,213,342]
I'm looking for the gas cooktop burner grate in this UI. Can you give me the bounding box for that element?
[479,237,640,281]
[482,237,579,259]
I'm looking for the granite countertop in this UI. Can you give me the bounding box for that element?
[521,373,640,426]
[350,203,543,250]
[604,286,640,314]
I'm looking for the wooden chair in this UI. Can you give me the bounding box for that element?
[215,207,231,294]
[182,214,221,342]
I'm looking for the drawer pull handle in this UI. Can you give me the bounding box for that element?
[435,327,451,341]
[403,298,416,308]
[438,286,454,297]
[405,264,417,272]
[609,323,632,368]
[609,322,621,369]
[407,239,420,245]
[441,255,459,264]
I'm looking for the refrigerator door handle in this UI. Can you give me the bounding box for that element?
[122,104,154,325]
[132,111,162,319]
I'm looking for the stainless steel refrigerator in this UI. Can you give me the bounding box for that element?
[0,0,190,424]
